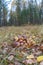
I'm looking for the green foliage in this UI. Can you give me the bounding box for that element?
[0,0,43,26]
[0,0,8,26]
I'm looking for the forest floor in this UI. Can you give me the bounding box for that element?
[0,25,43,65]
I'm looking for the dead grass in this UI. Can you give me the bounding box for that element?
[0,25,43,43]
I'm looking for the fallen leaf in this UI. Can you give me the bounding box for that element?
[40,61,43,65]
[8,55,14,61]
[26,54,34,59]
[37,56,43,62]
